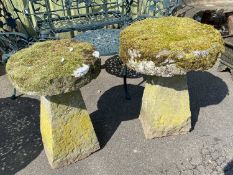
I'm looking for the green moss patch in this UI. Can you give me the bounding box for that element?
[120,17,224,71]
[6,39,99,95]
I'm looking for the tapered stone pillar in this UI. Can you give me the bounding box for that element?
[40,90,99,169]
[139,76,191,139]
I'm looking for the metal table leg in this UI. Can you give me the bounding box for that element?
[11,88,17,100]
[123,65,131,100]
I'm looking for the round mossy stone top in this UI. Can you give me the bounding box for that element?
[120,17,224,77]
[6,39,101,96]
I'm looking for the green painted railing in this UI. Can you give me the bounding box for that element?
[1,0,180,36]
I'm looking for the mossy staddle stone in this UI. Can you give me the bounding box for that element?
[120,17,224,77]
[6,39,101,96]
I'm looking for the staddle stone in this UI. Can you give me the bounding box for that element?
[6,39,101,168]
[120,17,224,139]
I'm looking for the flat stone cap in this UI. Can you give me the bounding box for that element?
[6,39,101,96]
[120,17,224,77]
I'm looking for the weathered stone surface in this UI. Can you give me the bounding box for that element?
[40,90,100,168]
[120,17,224,77]
[139,75,191,139]
[6,39,101,96]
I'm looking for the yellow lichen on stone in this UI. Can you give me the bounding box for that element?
[40,90,100,168]
[140,75,191,139]
[52,110,96,160]
[120,17,224,72]
[40,97,53,156]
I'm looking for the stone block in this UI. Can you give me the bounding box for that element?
[139,75,191,139]
[40,90,100,168]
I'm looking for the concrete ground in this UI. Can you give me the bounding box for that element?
[0,57,233,175]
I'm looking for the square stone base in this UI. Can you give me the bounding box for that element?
[139,75,191,139]
[40,90,100,168]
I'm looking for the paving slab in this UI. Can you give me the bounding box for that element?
[0,57,233,175]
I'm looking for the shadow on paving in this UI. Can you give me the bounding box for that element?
[224,160,233,175]
[0,97,43,175]
[90,84,144,148]
[92,72,228,148]
[187,71,228,130]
